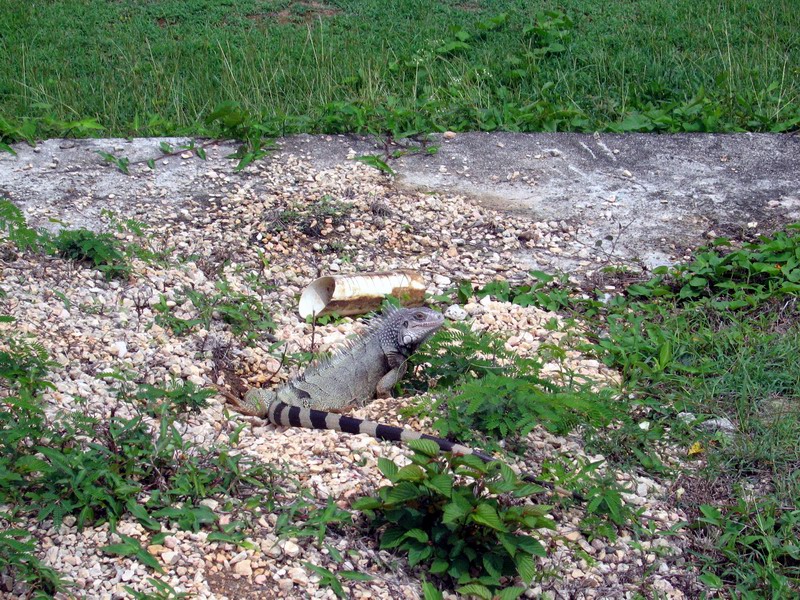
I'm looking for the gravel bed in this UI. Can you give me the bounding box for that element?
[1,147,699,599]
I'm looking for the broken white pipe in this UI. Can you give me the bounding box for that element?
[298,270,427,319]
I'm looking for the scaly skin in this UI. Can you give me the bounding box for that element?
[225,306,581,499]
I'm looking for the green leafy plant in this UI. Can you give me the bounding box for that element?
[131,379,216,417]
[408,322,531,391]
[693,501,800,597]
[0,528,65,598]
[274,496,353,544]
[0,337,56,396]
[96,150,130,174]
[354,439,553,596]
[523,10,574,56]
[432,373,618,456]
[53,227,131,279]
[204,102,273,171]
[302,562,374,599]
[0,199,51,253]
[124,577,190,600]
[265,196,354,236]
[154,279,275,344]
[102,534,163,572]
[354,154,395,175]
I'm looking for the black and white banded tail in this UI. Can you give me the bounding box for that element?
[266,401,495,463]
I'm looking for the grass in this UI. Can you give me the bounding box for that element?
[0,0,798,141]
[451,227,800,596]
[576,237,800,596]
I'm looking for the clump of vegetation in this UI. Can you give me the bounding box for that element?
[354,440,554,598]
[264,195,354,237]
[469,226,800,597]
[0,528,64,598]
[53,227,131,279]
[153,278,275,344]
[1,199,135,279]
[0,332,294,595]
[409,323,618,456]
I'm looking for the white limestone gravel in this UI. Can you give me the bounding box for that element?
[0,146,699,599]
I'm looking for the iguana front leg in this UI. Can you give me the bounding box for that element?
[376,351,408,398]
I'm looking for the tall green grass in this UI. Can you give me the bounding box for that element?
[0,0,797,139]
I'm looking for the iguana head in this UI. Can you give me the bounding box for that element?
[380,306,445,354]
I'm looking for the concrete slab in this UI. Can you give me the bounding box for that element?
[1,132,797,275]
[393,132,800,270]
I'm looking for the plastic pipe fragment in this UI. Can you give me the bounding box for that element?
[298,270,426,319]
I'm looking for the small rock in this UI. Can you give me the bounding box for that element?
[200,498,219,511]
[444,305,468,321]
[161,551,179,566]
[563,530,582,542]
[283,540,301,558]
[433,274,452,286]
[111,341,127,358]
[443,131,457,140]
[278,578,294,592]
[699,417,736,434]
[288,567,308,585]
[233,560,252,577]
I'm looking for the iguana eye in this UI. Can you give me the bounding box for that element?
[414,312,425,320]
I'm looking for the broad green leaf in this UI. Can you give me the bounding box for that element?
[394,464,425,482]
[384,482,423,504]
[426,473,453,498]
[422,581,443,600]
[126,499,161,532]
[102,536,163,573]
[430,558,449,574]
[471,503,507,531]
[698,572,723,588]
[496,586,525,600]
[455,583,492,599]
[403,528,429,543]
[340,571,373,581]
[380,527,406,549]
[515,552,536,584]
[351,497,381,511]
[407,438,441,457]
[377,457,398,479]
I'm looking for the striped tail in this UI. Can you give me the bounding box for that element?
[266,400,495,463]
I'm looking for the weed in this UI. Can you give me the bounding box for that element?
[0,199,51,253]
[433,373,618,456]
[96,150,131,174]
[131,379,216,417]
[302,562,374,599]
[0,336,56,396]
[154,279,275,344]
[693,500,800,596]
[124,578,190,600]
[354,439,554,596]
[53,228,131,279]
[0,528,65,598]
[266,196,354,237]
[354,154,395,175]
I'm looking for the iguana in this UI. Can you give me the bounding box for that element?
[223,305,578,497]
[224,305,491,460]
